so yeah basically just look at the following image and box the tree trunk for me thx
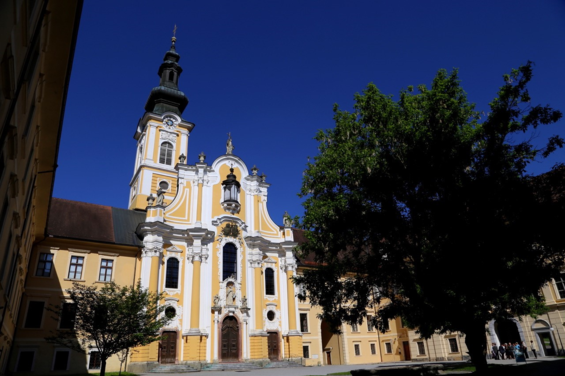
[100,358,107,376]
[464,321,488,374]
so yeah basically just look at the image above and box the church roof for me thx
[47,198,145,246]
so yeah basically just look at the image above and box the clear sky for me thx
[53,0,565,224]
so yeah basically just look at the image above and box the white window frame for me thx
[52,348,71,371]
[264,266,276,296]
[299,312,309,333]
[417,341,426,355]
[370,342,377,355]
[351,322,359,332]
[15,348,37,372]
[553,273,565,299]
[367,315,374,331]
[65,249,90,282]
[385,342,393,354]
[158,140,175,166]
[34,247,57,278]
[163,253,182,293]
[354,343,361,356]
[88,349,101,370]
[97,252,118,283]
[58,300,76,330]
[23,299,47,329]
[262,257,278,300]
[447,337,459,353]
[302,344,310,359]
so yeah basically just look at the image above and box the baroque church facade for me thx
[125,36,304,368]
[7,36,565,374]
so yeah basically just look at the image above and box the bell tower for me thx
[129,36,195,210]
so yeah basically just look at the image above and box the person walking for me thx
[491,343,499,360]
[499,343,506,360]
[522,341,529,359]
[530,340,538,359]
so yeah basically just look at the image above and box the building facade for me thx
[6,36,565,374]
[0,0,82,374]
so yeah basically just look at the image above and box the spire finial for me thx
[171,25,177,45]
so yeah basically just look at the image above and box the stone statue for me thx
[226,284,236,305]
[241,296,248,308]
[283,211,291,227]
[226,133,234,155]
[198,151,206,163]
[213,294,220,307]
[155,188,165,206]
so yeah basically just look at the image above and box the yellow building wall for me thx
[249,336,268,359]
[183,336,207,361]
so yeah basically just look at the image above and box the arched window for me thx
[159,142,173,165]
[223,243,237,280]
[165,258,179,289]
[265,267,275,295]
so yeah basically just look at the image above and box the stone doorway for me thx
[221,316,239,361]
[268,332,279,360]
[161,331,177,364]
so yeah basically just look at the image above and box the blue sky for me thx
[54,0,565,224]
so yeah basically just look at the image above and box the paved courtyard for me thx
[141,356,565,376]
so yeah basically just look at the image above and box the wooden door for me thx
[268,332,279,360]
[221,317,239,361]
[402,341,411,361]
[326,351,332,365]
[161,331,177,363]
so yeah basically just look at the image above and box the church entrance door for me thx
[161,331,177,364]
[221,317,239,361]
[268,332,279,360]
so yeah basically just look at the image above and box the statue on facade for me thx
[283,211,292,228]
[241,296,248,308]
[155,188,165,206]
[226,133,234,155]
[213,294,220,307]
[226,283,236,305]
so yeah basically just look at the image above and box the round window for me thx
[159,181,169,190]
[267,311,275,321]
[165,306,176,319]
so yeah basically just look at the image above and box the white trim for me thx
[33,248,57,279]
[353,343,361,356]
[97,255,116,283]
[263,261,278,300]
[163,254,182,294]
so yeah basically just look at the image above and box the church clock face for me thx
[163,117,175,129]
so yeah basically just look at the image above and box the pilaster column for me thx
[141,245,162,292]
[253,264,264,330]
[186,227,211,335]
[285,263,298,333]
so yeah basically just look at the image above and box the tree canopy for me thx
[47,281,170,376]
[295,62,563,373]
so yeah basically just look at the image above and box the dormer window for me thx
[221,167,241,214]
[159,142,173,165]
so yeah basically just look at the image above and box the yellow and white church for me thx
[11,37,564,374]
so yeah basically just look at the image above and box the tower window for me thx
[265,267,275,295]
[169,71,174,82]
[159,142,173,165]
[222,243,237,280]
[165,258,179,289]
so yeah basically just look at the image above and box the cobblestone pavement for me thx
[140,356,564,376]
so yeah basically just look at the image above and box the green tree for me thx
[295,62,563,373]
[47,281,170,376]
